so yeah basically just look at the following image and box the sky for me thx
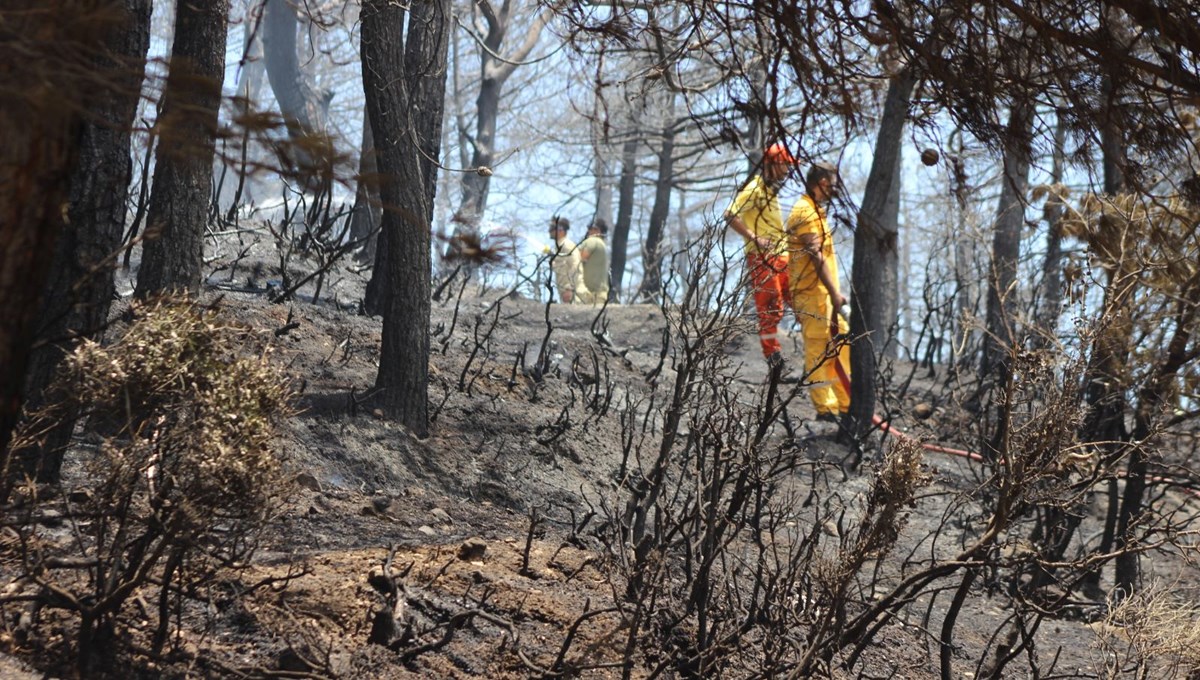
[130,0,1096,362]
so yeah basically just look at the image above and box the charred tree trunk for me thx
[980,103,1032,461]
[407,2,449,220]
[235,0,266,113]
[1042,88,1133,596]
[1028,125,1101,587]
[847,67,914,440]
[1035,118,1067,343]
[949,137,979,377]
[362,223,391,317]
[611,134,639,300]
[456,1,550,222]
[226,0,267,219]
[263,0,329,177]
[637,102,676,301]
[1101,78,1144,592]
[880,147,902,361]
[1080,77,1135,594]
[594,160,614,228]
[363,0,449,317]
[592,98,614,228]
[0,1,126,459]
[361,0,450,437]
[981,103,1033,388]
[1081,73,1131,446]
[14,0,152,485]
[459,75,500,219]
[350,111,382,263]
[1115,281,1200,594]
[135,0,230,298]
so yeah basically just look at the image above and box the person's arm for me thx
[579,239,592,262]
[725,211,772,250]
[795,231,847,309]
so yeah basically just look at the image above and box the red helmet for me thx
[764,142,795,164]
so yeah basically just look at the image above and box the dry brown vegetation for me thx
[1,229,1199,679]
[4,1,1200,678]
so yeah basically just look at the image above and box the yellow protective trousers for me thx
[794,292,850,415]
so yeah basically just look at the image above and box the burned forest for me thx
[3,0,1200,678]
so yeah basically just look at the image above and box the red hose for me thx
[830,355,982,462]
[825,319,1200,500]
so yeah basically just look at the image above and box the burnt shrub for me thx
[2,296,295,675]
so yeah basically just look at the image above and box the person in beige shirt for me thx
[548,216,587,303]
[577,218,610,304]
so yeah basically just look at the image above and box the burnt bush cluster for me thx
[1,297,294,676]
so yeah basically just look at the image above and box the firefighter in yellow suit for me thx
[786,162,850,420]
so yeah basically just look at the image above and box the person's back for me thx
[578,219,610,304]
[548,217,587,303]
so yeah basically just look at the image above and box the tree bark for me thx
[226,0,267,218]
[1025,118,1079,593]
[1093,72,1140,594]
[1081,72,1132,445]
[979,104,1033,463]
[349,110,382,263]
[459,75,501,219]
[456,1,550,221]
[0,1,123,459]
[135,0,230,298]
[15,0,152,485]
[611,134,639,299]
[592,99,614,228]
[847,68,914,439]
[1062,80,1133,595]
[981,103,1033,386]
[364,0,450,317]
[594,151,614,228]
[406,1,449,220]
[637,96,676,301]
[235,0,267,114]
[262,0,329,178]
[880,146,902,360]
[984,102,1032,388]
[362,216,391,317]
[949,138,979,376]
[1035,118,1067,343]
[361,0,450,437]
[1115,280,1200,594]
